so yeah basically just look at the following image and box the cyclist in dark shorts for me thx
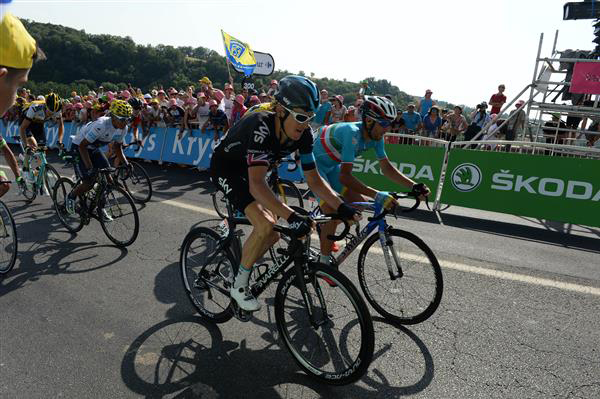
[210,75,360,311]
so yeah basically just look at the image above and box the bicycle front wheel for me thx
[211,191,228,219]
[358,228,443,325]
[275,263,374,385]
[122,161,152,203]
[180,227,235,323]
[98,185,139,247]
[44,164,61,197]
[0,201,18,275]
[275,179,304,209]
[53,177,84,233]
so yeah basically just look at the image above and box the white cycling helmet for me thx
[362,95,397,121]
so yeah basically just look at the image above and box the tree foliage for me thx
[22,19,440,109]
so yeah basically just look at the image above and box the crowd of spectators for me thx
[3,78,599,150]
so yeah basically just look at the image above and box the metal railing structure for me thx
[470,31,600,148]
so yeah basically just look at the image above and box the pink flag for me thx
[570,62,600,94]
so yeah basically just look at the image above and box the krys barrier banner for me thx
[442,149,600,227]
[160,127,221,168]
[351,144,446,196]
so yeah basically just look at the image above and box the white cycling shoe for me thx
[99,208,113,222]
[230,286,261,312]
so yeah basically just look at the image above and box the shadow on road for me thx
[120,315,434,398]
[405,208,600,254]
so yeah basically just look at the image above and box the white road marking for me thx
[160,197,600,297]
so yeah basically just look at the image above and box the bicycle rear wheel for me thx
[122,161,152,203]
[275,263,374,385]
[98,185,139,247]
[358,228,443,325]
[53,177,84,233]
[180,227,235,323]
[0,201,18,275]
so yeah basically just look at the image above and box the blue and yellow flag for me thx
[221,30,256,77]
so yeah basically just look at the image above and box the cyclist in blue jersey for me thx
[313,95,431,265]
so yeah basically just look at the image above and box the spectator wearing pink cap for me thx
[194,92,210,131]
[120,90,131,100]
[247,95,261,108]
[223,84,235,121]
[267,79,278,97]
[202,99,230,141]
[230,94,247,126]
[165,98,185,127]
[311,89,332,131]
[330,95,347,123]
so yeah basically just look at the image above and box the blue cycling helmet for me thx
[274,75,320,113]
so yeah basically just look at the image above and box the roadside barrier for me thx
[2,123,598,227]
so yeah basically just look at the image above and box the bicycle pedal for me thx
[231,302,252,322]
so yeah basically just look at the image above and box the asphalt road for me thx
[1,157,599,399]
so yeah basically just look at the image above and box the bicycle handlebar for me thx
[273,213,350,242]
[367,189,429,223]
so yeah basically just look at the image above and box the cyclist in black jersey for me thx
[210,75,361,311]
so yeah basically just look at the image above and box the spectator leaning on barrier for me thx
[417,89,435,119]
[465,102,491,141]
[402,103,422,133]
[229,94,247,126]
[330,95,347,123]
[442,106,468,142]
[195,93,210,129]
[202,99,229,141]
[223,83,235,120]
[165,99,185,127]
[489,84,506,115]
[422,106,442,138]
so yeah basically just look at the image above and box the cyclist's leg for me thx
[0,170,9,198]
[71,148,108,197]
[315,163,345,258]
[23,123,41,170]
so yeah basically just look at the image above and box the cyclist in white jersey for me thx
[65,100,132,214]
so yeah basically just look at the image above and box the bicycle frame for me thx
[19,142,49,190]
[313,201,388,267]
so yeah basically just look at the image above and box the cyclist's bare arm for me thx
[248,165,294,220]
[19,118,30,144]
[1,145,20,179]
[114,142,127,166]
[57,115,64,145]
[304,168,343,209]
[379,158,416,189]
[339,162,378,199]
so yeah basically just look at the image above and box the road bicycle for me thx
[13,136,60,203]
[275,191,444,325]
[211,158,303,219]
[179,202,375,385]
[52,153,140,247]
[0,191,18,276]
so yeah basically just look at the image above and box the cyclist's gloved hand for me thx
[412,183,431,198]
[375,191,396,210]
[86,167,97,177]
[287,212,313,238]
[337,203,361,221]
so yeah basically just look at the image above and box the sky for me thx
[1,0,594,106]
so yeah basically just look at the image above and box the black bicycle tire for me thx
[98,185,140,247]
[357,228,443,325]
[43,164,61,198]
[274,263,375,385]
[52,177,84,233]
[276,179,304,209]
[0,200,18,275]
[211,191,228,219]
[123,161,153,203]
[180,227,235,323]
[21,171,37,203]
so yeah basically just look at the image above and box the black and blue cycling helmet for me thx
[274,75,320,113]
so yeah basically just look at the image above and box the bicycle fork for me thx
[379,230,404,280]
[293,248,330,330]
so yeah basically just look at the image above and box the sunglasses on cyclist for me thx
[367,116,392,128]
[281,105,315,124]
